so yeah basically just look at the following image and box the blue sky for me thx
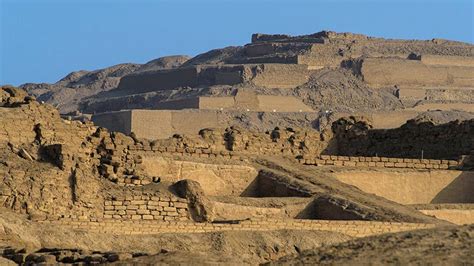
[1,0,473,86]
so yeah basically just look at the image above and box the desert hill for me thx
[21,55,190,114]
[19,31,474,132]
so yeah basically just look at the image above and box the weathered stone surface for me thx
[173,179,215,222]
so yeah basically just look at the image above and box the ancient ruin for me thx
[2,31,474,264]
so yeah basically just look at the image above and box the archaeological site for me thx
[1,31,473,264]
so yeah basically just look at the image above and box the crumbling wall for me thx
[332,117,474,159]
[0,87,106,220]
[250,64,310,89]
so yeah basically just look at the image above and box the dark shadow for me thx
[240,170,312,197]
[431,171,474,203]
[38,144,64,169]
[68,169,78,203]
[240,177,260,197]
[295,196,366,220]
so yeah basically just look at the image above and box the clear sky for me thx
[1,0,473,86]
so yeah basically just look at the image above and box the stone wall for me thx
[40,219,435,238]
[332,117,474,159]
[0,87,112,220]
[302,155,460,170]
[103,195,189,221]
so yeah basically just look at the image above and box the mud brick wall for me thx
[360,57,474,88]
[42,219,435,238]
[301,155,461,170]
[103,195,189,221]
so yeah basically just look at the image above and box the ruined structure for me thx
[2,31,474,264]
[77,31,474,139]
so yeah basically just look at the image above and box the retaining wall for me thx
[360,57,474,88]
[302,155,461,170]
[93,110,221,140]
[420,55,474,67]
[332,170,474,204]
[117,67,199,93]
[39,219,435,238]
[419,209,474,225]
[103,195,189,221]
[91,111,132,135]
[140,157,259,196]
[250,64,310,89]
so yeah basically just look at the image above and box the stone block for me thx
[142,215,153,220]
[136,209,150,215]
[130,200,146,205]
[174,202,188,208]
[163,206,177,212]
[131,215,141,220]
[158,201,169,207]
[342,161,356,167]
[394,162,407,168]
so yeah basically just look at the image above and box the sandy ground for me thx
[0,209,349,265]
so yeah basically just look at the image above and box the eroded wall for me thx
[117,67,199,93]
[361,57,474,88]
[250,64,309,89]
[140,157,258,196]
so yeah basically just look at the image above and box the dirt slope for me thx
[270,224,474,265]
